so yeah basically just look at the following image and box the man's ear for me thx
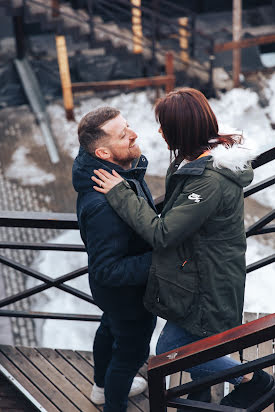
[94,146,111,160]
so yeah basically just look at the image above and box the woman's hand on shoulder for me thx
[91,169,124,194]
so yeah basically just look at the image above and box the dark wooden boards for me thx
[0,345,150,411]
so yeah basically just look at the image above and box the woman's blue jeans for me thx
[156,321,243,386]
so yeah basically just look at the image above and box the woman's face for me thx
[158,126,170,150]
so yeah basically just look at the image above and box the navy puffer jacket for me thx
[72,147,155,319]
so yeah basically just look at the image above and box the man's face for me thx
[100,114,141,168]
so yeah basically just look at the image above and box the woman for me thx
[91,88,273,408]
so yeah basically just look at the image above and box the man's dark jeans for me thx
[93,311,156,412]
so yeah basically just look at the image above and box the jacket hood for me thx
[72,146,148,193]
[175,144,254,188]
[207,144,255,187]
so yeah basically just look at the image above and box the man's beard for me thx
[112,146,141,168]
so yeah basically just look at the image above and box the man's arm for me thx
[83,201,152,287]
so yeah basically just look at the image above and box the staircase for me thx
[0,0,213,91]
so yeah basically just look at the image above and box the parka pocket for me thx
[144,263,197,322]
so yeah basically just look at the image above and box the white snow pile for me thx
[5,146,55,185]
[209,87,275,209]
[244,238,275,314]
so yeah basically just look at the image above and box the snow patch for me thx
[6,146,55,185]
[244,238,275,313]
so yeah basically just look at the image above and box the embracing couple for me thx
[72,88,273,412]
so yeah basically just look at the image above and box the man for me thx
[72,107,156,412]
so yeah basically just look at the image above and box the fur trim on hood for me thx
[210,144,256,173]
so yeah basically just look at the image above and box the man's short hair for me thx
[78,107,120,153]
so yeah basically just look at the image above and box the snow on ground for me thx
[28,80,275,350]
[209,87,275,209]
[244,238,275,314]
[6,146,55,185]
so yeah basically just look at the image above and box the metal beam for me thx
[14,58,60,164]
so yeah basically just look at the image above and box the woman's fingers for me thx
[93,169,109,182]
[91,168,124,194]
[91,176,103,186]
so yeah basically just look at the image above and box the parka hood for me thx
[207,144,255,187]
[175,144,254,188]
[72,146,148,193]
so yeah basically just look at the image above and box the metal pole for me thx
[51,0,60,18]
[151,0,158,75]
[12,16,26,59]
[165,52,174,93]
[232,0,242,87]
[87,0,94,44]
[208,39,216,97]
[190,14,196,58]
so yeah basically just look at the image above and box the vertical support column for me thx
[208,40,216,97]
[131,0,143,54]
[165,52,175,94]
[13,16,26,60]
[55,35,75,121]
[87,0,95,45]
[178,17,189,64]
[151,0,158,75]
[232,0,242,87]
[190,14,196,58]
[148,370,167,412]
[51,0,60,18]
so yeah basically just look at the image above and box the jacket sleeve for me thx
[84,201,152,287]
[106,175,222,250]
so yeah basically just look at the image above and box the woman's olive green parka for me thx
[105,145,254,337]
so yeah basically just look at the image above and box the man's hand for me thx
[92,169,124,194]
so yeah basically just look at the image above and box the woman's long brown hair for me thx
[155,88,242,161]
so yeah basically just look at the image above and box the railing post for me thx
[190,14,196,58]
[51,0,60,18]
[151,0,158,75]
[148,369,166,412]
[12,16,26,59]
[165,52,174,94]
[208,39,216,96]
[87,0,95,44]
[55,35,75,121]
[131,0,143,54]
[178,16,189,64]
[232,0,242,87]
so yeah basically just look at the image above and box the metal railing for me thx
[148,313,275,411]
[9,0,215,87]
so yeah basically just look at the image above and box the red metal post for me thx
[165,52,175,93]
[232,0,242,87]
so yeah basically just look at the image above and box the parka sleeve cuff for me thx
[105,180,131,207]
